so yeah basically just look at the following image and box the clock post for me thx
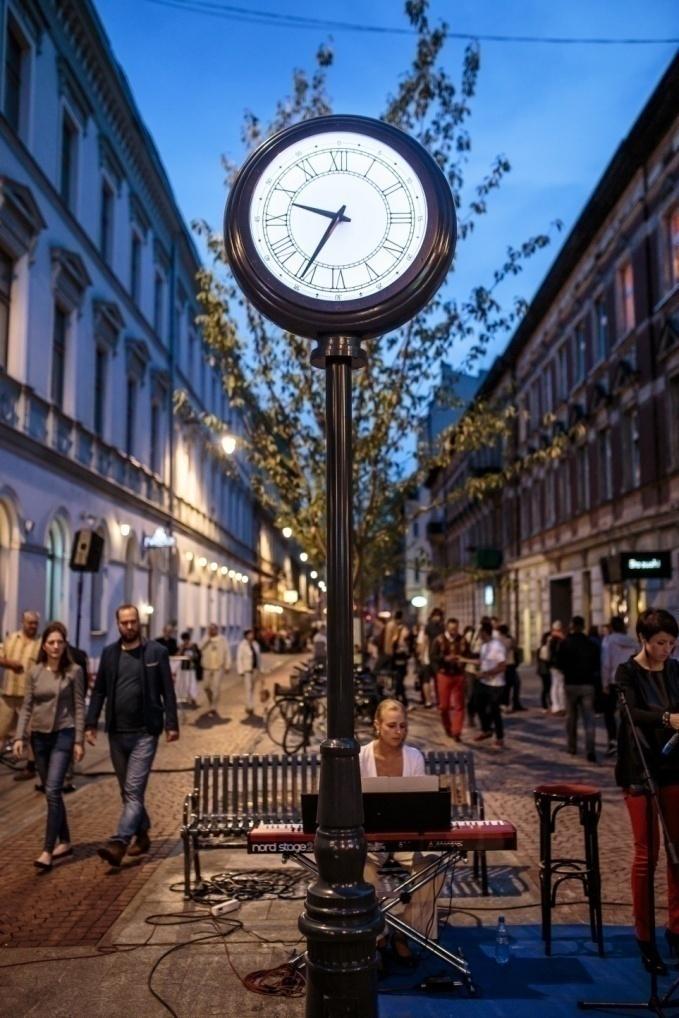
[223,113,456,1018]
[298,333,383,1017]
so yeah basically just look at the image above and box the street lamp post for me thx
[298,335,382,1015]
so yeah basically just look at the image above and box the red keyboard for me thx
[247,819,517,854]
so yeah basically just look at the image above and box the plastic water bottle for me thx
[494,914,510,965]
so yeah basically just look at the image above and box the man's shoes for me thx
[586,751,598,764]
[451,734,463,743]
[127,832,151,857]
[605,741,617,757]
[63,783,76,794]
[473,732,493,742]
[97,840,127,867]
[513,705,527,712]
[14,766,36,782]
[492,739,505,750]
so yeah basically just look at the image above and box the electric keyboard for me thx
[247,819,517,854]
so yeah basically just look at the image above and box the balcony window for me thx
[60,111,78,210]
[0,250,12,369]
[99,180,114,263]
[621,410,640,491]
[130,231,142,303]
[153,271,164,336]
[51,305,67,409]
[668,376,679,471]
[574,322,586,383]
[150,399,160,474]
[4,20,25,134]
[618,261,635,336]
[594,298,608,362]
[558,343,569,400]
[576,445,590,512]
[93,348,107,438]
[598,430,612,502]
[125,378,137,456]
[668,208,679,291]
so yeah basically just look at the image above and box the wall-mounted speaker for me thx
[70,529,104,572]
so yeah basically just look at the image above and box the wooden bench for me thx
[181,749,489,898]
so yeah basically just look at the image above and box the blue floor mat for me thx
[378,924,679,1017]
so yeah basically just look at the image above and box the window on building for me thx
[90,531,105,633]
[668,376,679,470]
[558,461,571,520]
[59,111,78,209]
[558,343,569,400]
[668,208,679,291]
[574,322,586,383]
[93,347,107,437]
[99,180,114,262]
[618,261,635,335]
[45,519,66,622]
[51,305,67,409]
[542,363,553,415]
[188,329,196,385]
[130,231,142,303]
[413,519,419,539]
[153,271,164,336]
[4,19,25,134]
[0,250,12,369]
[622,410,640,491]
[545,469,556,527]
[598,430,613,502]
[594,297,608,362]
[531,482,541,535]
[576,445,590,513]
[125,378,137,456]
[150,399,160,474]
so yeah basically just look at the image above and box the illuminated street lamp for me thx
[411,594,427,609]
[282,526,292,539]
[221,434,236,455]
[310,570,318,579]
[300,551,308,562]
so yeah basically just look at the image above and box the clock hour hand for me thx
[292,202,351,223]
[300,204,347,280]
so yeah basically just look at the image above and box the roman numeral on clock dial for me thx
[270,234,297,263]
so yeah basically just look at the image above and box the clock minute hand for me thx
[300,204,347,280]
[293,202,351,223]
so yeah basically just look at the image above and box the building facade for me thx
[0,0,255,654]
[429,54,679,653]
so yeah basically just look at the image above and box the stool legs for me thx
[535,792,604,958]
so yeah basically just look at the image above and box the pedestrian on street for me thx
[312,624,327,666]
[601,616,638,757]
[176,630,200,708]
[498,624,524,711]
[0,609,41,782]
[13,621,85,871]
[537,631,552,713]
[200,623,231,716]
[421,608,444,708]
[237,628,262,718]
[548,620,566,716]
[614,607,679,976]
[391,615,411,708]
[431,618,468,742]
[474,622,507,749]
[156,623,178,657]
[555,615,600,763]
[85,603,179,867]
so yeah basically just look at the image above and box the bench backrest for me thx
[192,749,478,823]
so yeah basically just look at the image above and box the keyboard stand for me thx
[282,846,476,994]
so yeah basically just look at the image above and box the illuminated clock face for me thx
[248,131,428,303]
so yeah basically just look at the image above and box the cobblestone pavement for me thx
[0,660,664,1016]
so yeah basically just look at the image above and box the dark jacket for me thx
[85,638,179,736]
[615,657,679,789]
[555,631,600,686]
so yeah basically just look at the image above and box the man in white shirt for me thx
[473,622,507,749]
[237,628,262,718]
[200,623,232,716]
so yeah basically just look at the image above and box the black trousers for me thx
[478,684,504,739]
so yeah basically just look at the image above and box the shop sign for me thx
[143,526,177,550]
[620,551,672,580]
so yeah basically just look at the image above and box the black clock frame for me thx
[223,114,456,338]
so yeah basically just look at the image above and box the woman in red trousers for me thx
[616,607,679,975]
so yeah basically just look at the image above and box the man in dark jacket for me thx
[556,615,600,762]
[85,603,179,866]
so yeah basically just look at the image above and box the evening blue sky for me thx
[93,0,678,369]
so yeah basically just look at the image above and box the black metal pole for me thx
[75,572,84,648]
[299,336,383,1018]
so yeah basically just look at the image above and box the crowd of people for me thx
[363,606,679,765]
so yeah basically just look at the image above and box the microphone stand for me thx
[579,688,679,1015]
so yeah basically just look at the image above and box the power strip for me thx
[210,899,241,917]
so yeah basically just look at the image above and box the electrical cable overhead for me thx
[141,0,679,45]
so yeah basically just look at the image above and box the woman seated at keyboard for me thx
[359,698,441,965]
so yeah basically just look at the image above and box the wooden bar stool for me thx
[534,783,604,957]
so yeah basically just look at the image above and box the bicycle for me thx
[266,683,327,753]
